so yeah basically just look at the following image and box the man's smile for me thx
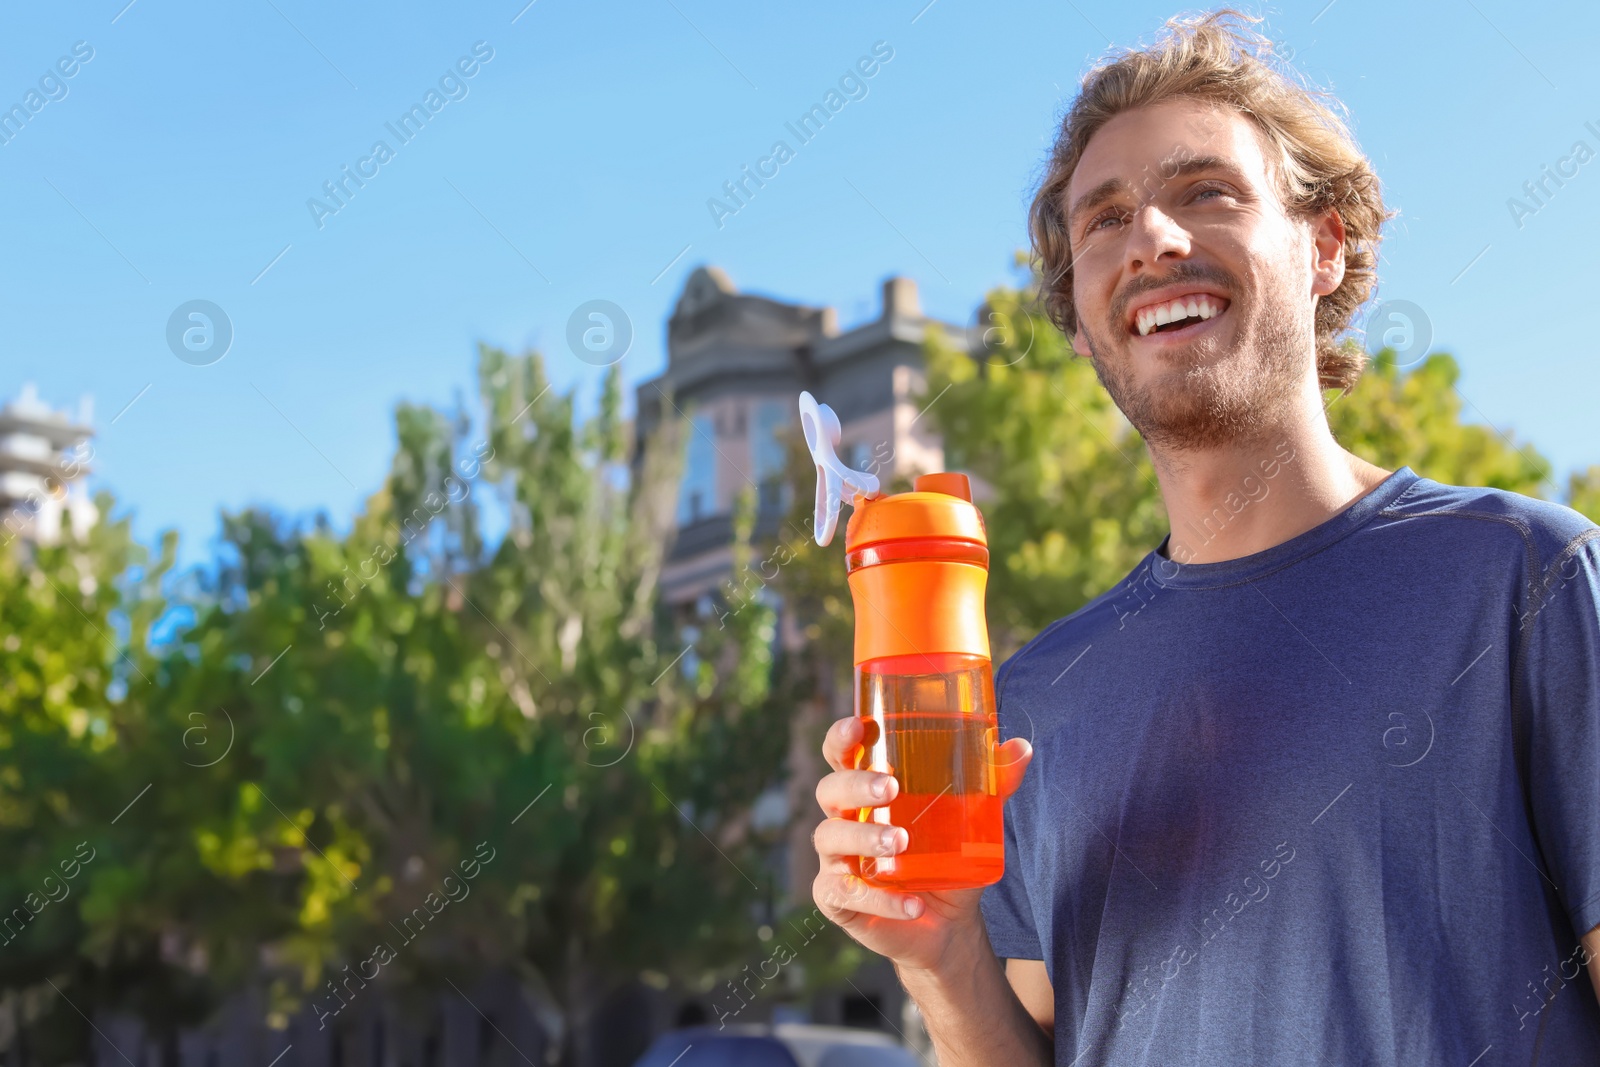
[1127,290,1232,339]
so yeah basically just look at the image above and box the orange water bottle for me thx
[799,392,1003,891]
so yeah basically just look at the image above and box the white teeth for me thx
[1134,294,1225,336]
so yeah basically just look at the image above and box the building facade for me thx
[634,265,964,609]
[0,384,96,547]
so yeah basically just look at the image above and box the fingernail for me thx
[878,829,897,855]
[903,897,923,919]
[871,776,889,799]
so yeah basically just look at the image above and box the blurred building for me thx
[0,383,96,546]
[634,265,961,608]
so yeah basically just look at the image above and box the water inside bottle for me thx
[853,654,1003,891]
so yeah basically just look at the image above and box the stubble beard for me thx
[1077,288,1311,453]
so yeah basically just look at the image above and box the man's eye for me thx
[1087,211,1122,234]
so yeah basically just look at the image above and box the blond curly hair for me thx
[1030,9,1392,392]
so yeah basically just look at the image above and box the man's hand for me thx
[811,715,1033,973]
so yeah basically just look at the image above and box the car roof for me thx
[774,1024,903,1067]
[774,1024,897,1044]
[655,1024,903,1067]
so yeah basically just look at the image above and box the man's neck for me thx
[1153,387,1394,566]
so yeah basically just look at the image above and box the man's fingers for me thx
[995,737,1033,800]
[816,768,899,818]
[813,869,926,922]
[821,715,863,773]
[813,817,907,865]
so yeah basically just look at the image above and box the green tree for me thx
[0,495,192,1061]
[1568,467,1600,524]
[1323,350,1550,494]
[0,348,791,1064]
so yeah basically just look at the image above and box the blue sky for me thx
[4,0,1596,562]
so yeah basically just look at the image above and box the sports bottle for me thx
[799,392,1003,891]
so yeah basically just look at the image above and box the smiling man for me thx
[809,9,1600,1065]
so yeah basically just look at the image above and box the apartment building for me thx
[634,265,963,608]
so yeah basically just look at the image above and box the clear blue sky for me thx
[4,0,1596,562]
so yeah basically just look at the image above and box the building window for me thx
[677,413,716,525]
[752,401,790,513]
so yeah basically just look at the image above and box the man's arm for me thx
[1006,958,1056,1034]
[891,923,1053,1066]
[1585,923,1600,1007]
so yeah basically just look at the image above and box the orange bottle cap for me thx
[913,472,972,501]
[843,471,990,664]
[844,480,987,553]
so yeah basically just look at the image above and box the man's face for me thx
[1064,97,1341,451]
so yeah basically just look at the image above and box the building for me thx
[634,265,967,609]
[0,383,96,546]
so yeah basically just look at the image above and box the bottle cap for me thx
[798,391,880,546]
[844,477,991,663]
[914,472,972,501]
[844,483,987,553]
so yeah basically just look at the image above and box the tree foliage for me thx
[0,348,788,1060]
[1567,467,1600,525]
[1322,350,1551,494]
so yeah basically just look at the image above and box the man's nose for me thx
[1124,203,1191,273]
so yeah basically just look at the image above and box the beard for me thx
[1076,267,1309,452]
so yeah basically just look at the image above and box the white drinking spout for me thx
[797,390,880,546]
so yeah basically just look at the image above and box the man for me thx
[811,9,1600,1064]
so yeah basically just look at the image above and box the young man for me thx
[811,10,1600,1064]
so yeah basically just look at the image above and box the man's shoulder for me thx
[1382,474,1598,571]
[994,558,1150,697]
[992,476,1600,696]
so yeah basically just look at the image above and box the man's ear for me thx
[1071,320,1093,359]
[1068,298,1093,358]
[1311,208,1346,299]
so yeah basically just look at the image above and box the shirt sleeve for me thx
[981,808,1044,960]
[1519,529,1600,939]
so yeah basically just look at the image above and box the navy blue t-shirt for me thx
[980,467,1600,1065]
